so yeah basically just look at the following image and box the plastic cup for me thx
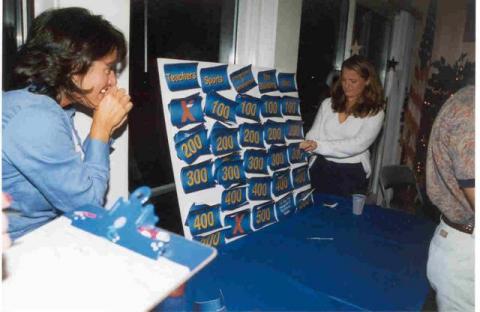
[193,289,226,312]
[352,194,366,215]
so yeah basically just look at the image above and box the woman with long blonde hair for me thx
[300,55,385,197]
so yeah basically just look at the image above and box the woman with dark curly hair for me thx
[3,7,133,239]
[300,55,385,197]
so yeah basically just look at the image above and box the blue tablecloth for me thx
[170,193,436,311]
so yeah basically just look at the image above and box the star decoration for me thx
[387,58,399,71]
[350,40,363,55]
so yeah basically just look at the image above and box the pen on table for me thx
[323,202,338,208]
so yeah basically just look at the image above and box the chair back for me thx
[380,165,424,211]
[380,165,416,189]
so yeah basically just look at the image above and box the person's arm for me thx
[452,108,475,211]
[90,87,133,143]
[2,193,12,250]
[312,110,384,158]
[305,98,329,141]
[300,99,329,152]
[3,104,109,212]
[463,187,475,210]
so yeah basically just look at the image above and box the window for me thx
[296,0,392,195]
[352,4,391,84]
[296,0,348,131]
[128,0,237,234]
[129,0,237,191]
[3,0,34,91]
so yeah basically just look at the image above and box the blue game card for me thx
[247,176,272,201]
[168,93,205,129]
[285,120,304,140]
[264,120,286,145]
[238,123,265,149]
[281,96,301,116]
[287,143,309,164]
[230,65,257,93]
[258,69,278,93]
[204,91,238,124]
[213,154,246,188]
[277,72,297,93]
[243,149,268,174]
[209,122,241,156]
[292,165,310,188]
[268,145,289,171]
[200,64,231,93]
[164,62,200,91]
[252,201,277,230]
[272,168,293,197]
[174,124,211,164]
[180,160,216,193]
[221,185,248,211]
[261,95,283,118]
[224,210,252,239]
[235,94,262,122]
[186,203,223,236]
[275,192,296,220]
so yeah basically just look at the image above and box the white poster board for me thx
[2,216,216,311]
[157,58,314,246]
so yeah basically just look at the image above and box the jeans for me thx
[427,218,475,311]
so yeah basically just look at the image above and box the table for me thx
[173,193,437,311]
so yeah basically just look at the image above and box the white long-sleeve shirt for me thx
[305,98,384,178]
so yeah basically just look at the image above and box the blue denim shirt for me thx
[2,88,110,239]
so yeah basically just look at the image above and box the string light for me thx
[405,49,472,184]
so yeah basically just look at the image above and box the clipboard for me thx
[2,187,217,311]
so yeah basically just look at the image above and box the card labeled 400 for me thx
[186,203,223,236]
[247,176,272,201]
[292,165,310,188]
[287,143,308,164]
[272,168,293,197]
[221,186,247,211]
